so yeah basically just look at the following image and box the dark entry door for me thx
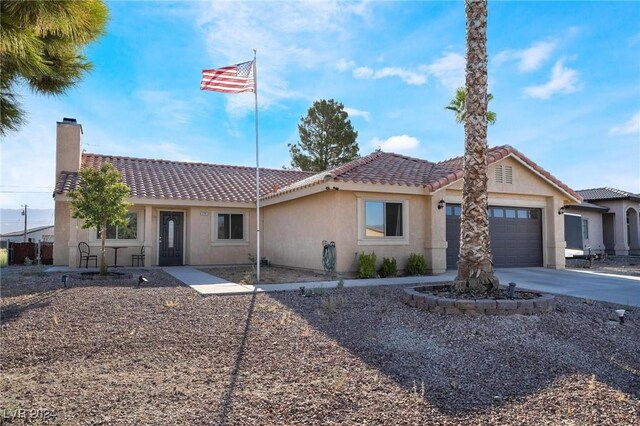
[159,211,184,266]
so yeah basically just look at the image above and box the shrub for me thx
[406,253,427,276]
[358,252,377,278]
[0,249,7,268]
[379,257,397,278]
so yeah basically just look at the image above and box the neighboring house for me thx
[565,188,640,256]
[0,225,55,246]
[53,118,581,273]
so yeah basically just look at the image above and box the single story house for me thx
[565,188,640,256]
[53,118,582,273]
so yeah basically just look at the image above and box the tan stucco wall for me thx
[591,200,640,255]
[187,206,257,265]
[263,190,431,274]
[579,210,605,253]
[53,201,71,266]
[263,190,338,271]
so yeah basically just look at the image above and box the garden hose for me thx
[322,240,336,273]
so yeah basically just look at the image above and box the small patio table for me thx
[106,246,128,267]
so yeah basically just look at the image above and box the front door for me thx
[159,211,184,266]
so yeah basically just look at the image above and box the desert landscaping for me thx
[1,265,638,425]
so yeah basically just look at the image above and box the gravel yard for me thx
[199,265,353,285]
[1,266,638,425]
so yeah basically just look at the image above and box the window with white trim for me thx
[362,199,406,238]
[96,212,138,240]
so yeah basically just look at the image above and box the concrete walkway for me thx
[163,266,640,307]
[162,266,456,296]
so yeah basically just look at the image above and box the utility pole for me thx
[21,204,28,242]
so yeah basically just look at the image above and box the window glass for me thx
[385,203,403,237]
[230,214,244,239]
[445,205,461,216]
[365,201,384,237]
[218,213,244,240]
[96,212,138,240]
[365,201,404,237]
[168,220,175,248]
[517,209,529,219]
[582,219,589,239]
[505,209,517,218]
[217,215,228,239]
[492,208,504,218]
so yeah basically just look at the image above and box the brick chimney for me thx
[55,117,83,180]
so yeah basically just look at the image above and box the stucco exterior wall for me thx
[53,201,71,265]
[591,199,640,255]
[263,190,429,274]
[579,210,605,254]
[187,206,257,265]
[263,190,338,271]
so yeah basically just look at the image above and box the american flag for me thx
[201,60,255,93]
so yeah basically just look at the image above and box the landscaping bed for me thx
[1,267,639,425]
[199,265,354,284]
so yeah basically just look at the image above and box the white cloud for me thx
[420,52,465,91]
[609,112,640,136]
[494,40,557,72]
[371,135,420,152]
[353,66,426,85]
[344,107,371,121]
[524,60,581,99]
[335,58,355,72]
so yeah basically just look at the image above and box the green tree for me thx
[69,163,132,275]
[0,0,108,136]
[288,99,359,172]
[454,0,499,294]
[445,87,497,125]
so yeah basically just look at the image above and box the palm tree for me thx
[445,87,497,125]
[0,0,108,136]
[454,0,499,294]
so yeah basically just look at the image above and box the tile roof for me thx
[577,187,640,202]
[265,144,582,202]
[55,154,315,203]
[55,145,582,204]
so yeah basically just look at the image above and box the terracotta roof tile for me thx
[55,154,314,203]
[56,146,582,204]
[267,144,581,202]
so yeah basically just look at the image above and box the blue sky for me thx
[1,0,639,210]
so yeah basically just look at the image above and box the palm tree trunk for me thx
[454,0,499,293]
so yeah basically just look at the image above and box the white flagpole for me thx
[253,49,260,283]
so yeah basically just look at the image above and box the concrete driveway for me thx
[494,268,640,308]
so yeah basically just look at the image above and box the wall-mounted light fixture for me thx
[558,206,565,215]
[437,199,446,210]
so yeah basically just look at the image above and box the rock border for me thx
[403,284,555,316]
